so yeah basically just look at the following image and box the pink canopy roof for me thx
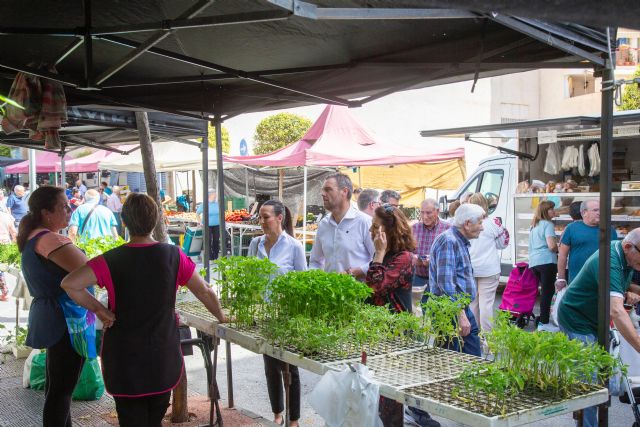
[5,151,70,174]
[224,105,464,167]
[5,145,137,174]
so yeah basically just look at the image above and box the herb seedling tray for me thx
[403,379,608,427]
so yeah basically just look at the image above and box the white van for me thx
[428,111,640,282]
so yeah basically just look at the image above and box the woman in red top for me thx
[366,204,415,313]
[366,203,417,427]
[62,193,227,427]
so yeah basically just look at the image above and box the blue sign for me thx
[239,138,249,156]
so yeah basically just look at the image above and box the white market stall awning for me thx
[99,140,234,172]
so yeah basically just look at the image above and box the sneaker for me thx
[405,407,441,427]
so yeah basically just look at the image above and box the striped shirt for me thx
[411,219,451,277]
[429,227,477,301]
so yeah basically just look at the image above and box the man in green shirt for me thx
[557,229,640,427]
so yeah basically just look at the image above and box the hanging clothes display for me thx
[560,145,579,171]
[578,144,586,176]
[588,143,600,177]
[543,143,561,175]
[1,69,67,149]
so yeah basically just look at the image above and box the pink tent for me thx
[5,145,137,174]
[56,145,137,172]
[224,105,464,167]
[5,151,71,174]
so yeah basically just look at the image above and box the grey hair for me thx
[580,199,598,213]
[325,173,353,199]
[623,228,640,247]
[421,198,438,209]
[453,203,486,227]
[380,189,401,203]
[84,189,100,203]
[14,185,24,193]
[357,189,379,211]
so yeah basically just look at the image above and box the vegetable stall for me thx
[176,257,616,426]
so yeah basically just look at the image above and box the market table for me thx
[176,299,608,427]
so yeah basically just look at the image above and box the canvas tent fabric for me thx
[224,105,465,167]
[342,159,467,208]
[57,145,138,173]
[99,141,227,172]
[0,1,616,121]
[5,151,69,174]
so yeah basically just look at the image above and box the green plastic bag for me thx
[29,352,105,401]
[72,359,105,401]
[29,352,47,391]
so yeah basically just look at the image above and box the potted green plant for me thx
[1,325,31,359]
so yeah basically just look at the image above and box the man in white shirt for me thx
[356,189,380,217]
[106,186,124,236]
[309,173,375,280]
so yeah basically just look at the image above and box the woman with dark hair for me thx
[18,186,88,427]
[528,200,558,331]
[62,193,227,427]
[366,204,416,313]
[248,199,306,426]
[366,204,418,427]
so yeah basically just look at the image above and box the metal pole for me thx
[597,45,615,427]
[244,167,249,207]
[302,166,308,249]
[214,116,226,259]
[201,133,210,282]
[28,149,37,191]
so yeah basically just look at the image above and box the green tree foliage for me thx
[206,123,231,153]
[253,113,312,155]
[0,146,10,157]
[621,65,640,111]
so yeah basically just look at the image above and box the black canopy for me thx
[0,0,619,120]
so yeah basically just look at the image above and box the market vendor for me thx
[557,228,640,427]
[309,173,375,281]
[248,199,306,427]
[196,189,221,260]
[62,193,227,427]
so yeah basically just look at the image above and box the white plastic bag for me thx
[548,287,567,331]
[543,143,561,175]
[22,348,40,388]
[308,363,383,427]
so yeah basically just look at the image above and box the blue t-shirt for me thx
[69,202,118,241]
[6,193,27,221]
[528,220,557,267]
[560,221,617,283]
[196,201,220,227]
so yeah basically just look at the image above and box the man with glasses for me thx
[558,228,640,427]
[380,189,401,208]
[356,188,380,217]
[556,199,617,288]
[309,173,375,280]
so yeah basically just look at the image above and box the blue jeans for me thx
[560,326,597,427]
[443,307,481,357]
[412,275,430,305]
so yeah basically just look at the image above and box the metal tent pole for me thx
[28,149,37,190]
[202,133,210,282]
[597,48,615,427]
[302,166,308,249]
[245,167,249,207]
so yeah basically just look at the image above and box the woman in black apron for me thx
[62,193,227,427]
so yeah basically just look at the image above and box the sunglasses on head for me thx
[382,203,396,213]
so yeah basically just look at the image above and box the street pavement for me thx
[0,272,636,427]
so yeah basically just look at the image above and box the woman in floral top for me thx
[366,204,417,427]
[366,204,415,313]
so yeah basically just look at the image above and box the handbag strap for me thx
[79,204,99,236]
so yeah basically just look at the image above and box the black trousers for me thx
[532,263,558,324]
[263,355,301,421]
[113,392,171,427]
[208,225,220,260]
[44,330,84,427]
